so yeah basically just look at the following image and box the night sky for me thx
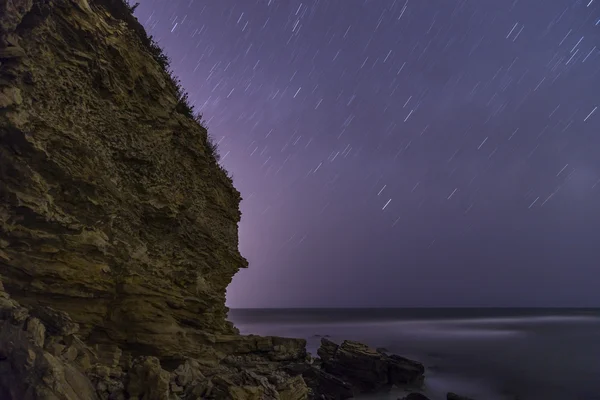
[134,0,600,308]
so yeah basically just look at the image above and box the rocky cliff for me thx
[0,1,426,399]
[1,0,247,361]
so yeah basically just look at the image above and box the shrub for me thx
[121,0,197,121]
[120,0,226,167]
[126,2,140,13]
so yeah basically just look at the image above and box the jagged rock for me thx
[170,382,184,393]
[317,338,424,393]
[302,365,354,400]
[0,45,26,58]
[25,316,46,347]
[209,334,308,362]
[127,356,171,400]
[447,393,475,400]
[209,370,283,400]
[0,86,23,108]
[0,0,33,34]
[173,359,206,387]
[93,343,123,368]
[388,354,427,385]
[276,374,309,400]
[89,366,126,400]
[0,286,99,400]
[31,306,80,336]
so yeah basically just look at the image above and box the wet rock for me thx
[388,354,427,385]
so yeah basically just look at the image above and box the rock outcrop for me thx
[0,281,313,399]
[0,0,246,361]
[317,338,425,393]
[0,0,428,399]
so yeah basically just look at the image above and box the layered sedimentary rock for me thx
[0,281,311,400]
[317,339,424,393]
[0,1,427,399]
[0,0,247,361]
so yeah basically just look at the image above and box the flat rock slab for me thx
[317,338,425,395]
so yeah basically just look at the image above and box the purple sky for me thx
[134,0,600,308]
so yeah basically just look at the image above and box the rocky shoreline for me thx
[2,280,476,399]
[1,0,474,399]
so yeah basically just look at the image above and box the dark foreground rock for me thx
[316,338,425,394]
[0,281,313,399]
[447,393,475,400]
[296,364,354,400]
[401,393,431,400]
[2,278,433,400]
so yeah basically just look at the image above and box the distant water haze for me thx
[228,308,600,400]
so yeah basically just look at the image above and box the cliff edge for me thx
[0,1,425,399]
[1,0,247,360]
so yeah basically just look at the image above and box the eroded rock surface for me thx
[0,282,311,399]
[0,0,246,360]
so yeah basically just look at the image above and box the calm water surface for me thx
[228,308,600,400]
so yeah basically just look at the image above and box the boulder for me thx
[317,338,424,393]
[302,365,354,400]
[388,354,427,385]
[172,359,206,387]
[126,357,170,400]
[276,374,310,400]
[209,370,279,400]
[0,286,99,400]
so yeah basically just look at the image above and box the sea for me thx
[228,308,600,400]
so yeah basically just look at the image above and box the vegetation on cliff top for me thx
[120,0,222,165]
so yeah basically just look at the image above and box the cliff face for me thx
[0,0,247,361]
[0,2,429,399]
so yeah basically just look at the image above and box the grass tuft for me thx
[119,0,227,171]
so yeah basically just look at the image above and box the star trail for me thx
[134,0,600,307]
